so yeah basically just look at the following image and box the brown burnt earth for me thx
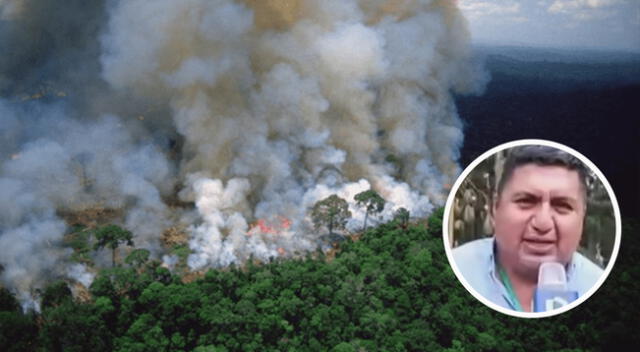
[161,226,189,249]
[57,206,123,229]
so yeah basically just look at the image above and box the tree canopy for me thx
[93,224,134,267]
[125,249,151,268]
[1,211,638,351]
[311,194,352,235]
[394,207,410,229]
[354,189,385,231]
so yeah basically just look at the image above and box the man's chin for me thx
[518,253,559,272]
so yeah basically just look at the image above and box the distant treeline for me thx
[1,209,638,351]
[457,47,640,218]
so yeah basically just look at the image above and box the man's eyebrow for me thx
[508,193,580,205]
[509,192,538,199]
[550,195,579,204]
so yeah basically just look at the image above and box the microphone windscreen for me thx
[534,262,579,312]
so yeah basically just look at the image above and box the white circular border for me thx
[442,139,622,318]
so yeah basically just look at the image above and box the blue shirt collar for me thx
[486,236,579,311]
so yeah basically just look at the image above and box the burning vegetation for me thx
[0,0,485,309]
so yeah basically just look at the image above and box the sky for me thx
[458,0,640,52]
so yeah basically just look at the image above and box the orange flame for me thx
[247,216,292,236]
[278,216,291,229]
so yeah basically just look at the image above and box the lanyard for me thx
[498,265,524,312]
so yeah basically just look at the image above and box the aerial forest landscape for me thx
[0,0,639,351]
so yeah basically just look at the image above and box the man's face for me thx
[493,164,586,277]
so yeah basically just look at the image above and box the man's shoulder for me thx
[569,251,605,294]
[572,252,605,275]
[452,237,493,274]
[451,238,497,300]
[452,237,494,258]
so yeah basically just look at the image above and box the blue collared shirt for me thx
[452,237,604,311]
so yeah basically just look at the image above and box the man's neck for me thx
[503,265,537,312]
[495,248,538,312]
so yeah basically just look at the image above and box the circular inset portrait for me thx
[443,139,621,318]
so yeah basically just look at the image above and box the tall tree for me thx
[125,248,150,269]
[311,195,351,235]
[93,225,134,267]
[394,207,410,229]
[354,190,385,231]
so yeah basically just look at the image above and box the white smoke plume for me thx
[99,0,481,270]
[0,0,484,304]
[0,102,174,309]
[67,263,95,288]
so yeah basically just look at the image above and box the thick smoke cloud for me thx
[0,100,174,309]
[0,0,484,307]
[0,0,107,103]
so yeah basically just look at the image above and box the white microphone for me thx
[533,262,579,312]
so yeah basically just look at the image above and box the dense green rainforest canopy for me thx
[1,209,637,351]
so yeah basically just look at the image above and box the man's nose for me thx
[531,203,554,233]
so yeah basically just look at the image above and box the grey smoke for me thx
[0,0,486,306]
[0,101,175,308]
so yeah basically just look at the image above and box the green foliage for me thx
[93,224,134,267]
[0,311,38,352]
[1,211,638,351]
[41,281,73,310]
[170,244,192,272]
[94,224,133,251]
[354,189,385,213]
[312,194,352,235]
[172,244,190,260]
[0,287,20,312]
[114,313,170,352]
[40,302,112,352]
[154,267,174,285]
[126,248,151,268]
[90,272,117,299]
[394,207,410,228]
[354,189,385,230]
[65,227,94,265]
[427,207,444,237]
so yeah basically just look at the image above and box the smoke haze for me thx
[0,0,484,308]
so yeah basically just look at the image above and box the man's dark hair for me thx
[496,145,589,201]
